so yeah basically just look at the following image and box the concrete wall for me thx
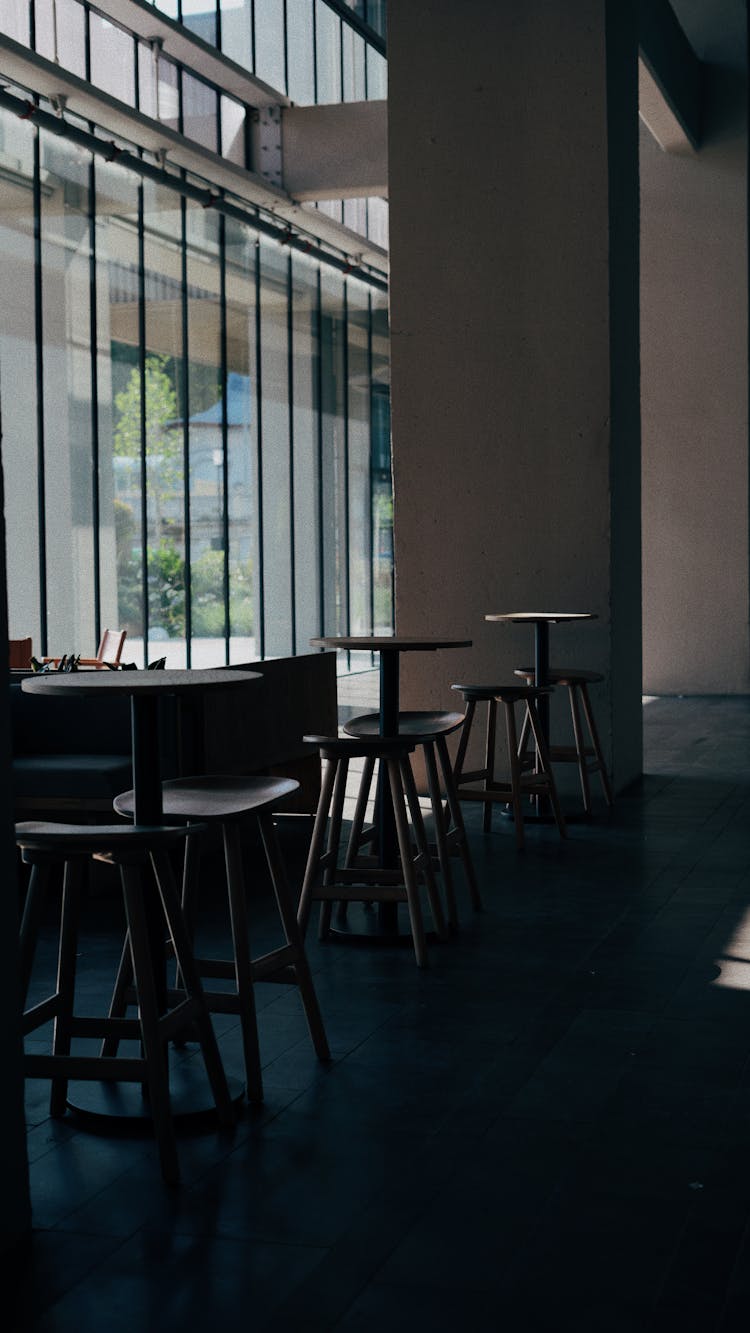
[388,0,642,790]
[641,5,749,693]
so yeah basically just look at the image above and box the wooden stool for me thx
[297,735,446,968]
[451,685,567,849]
[110,776,330,1105]
[342,711,482,930]
[16,820,233,1186]
[514,667,614,813]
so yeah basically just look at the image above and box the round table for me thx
[310,636,471,937]
[21,667,261,1122]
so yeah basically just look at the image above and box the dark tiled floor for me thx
[10,695,750,1331]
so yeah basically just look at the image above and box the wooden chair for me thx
[451,684,567,849]
[109,775,330,1104]
[9,637,32,669]
[43,627,127,670]
[17,819,233,1185]
[514,667,613,813]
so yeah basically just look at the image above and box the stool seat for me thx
[303,733,416,756]
[452,684,551,703]
[343,710,465,740]
[16,820,199,860]
[114,775,298,823]
[514,667,604,686]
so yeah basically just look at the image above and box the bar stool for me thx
[16,820,233,1186]
[110,776,330,1104]
[342,711,482,930]
[450,684,566,849]
[297,735,446,968]
[514,667,614,813]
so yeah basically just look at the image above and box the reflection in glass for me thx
[254,0,287,92]
[316,0,342,105]
[0,0,30,43]
[343,27,366,103]
[291,254,321,649]
[370,290,392,632]
[89,13,136,106]
[320,270,347,634]
[286,0,315,105]
[183,72,219,153]
[182,0,217,46]
[224,218,257,661]
[40,131,96,655]
[347,284,371,635]
[219,0,253,74]
[259,239,293,655]
[1,112,40,646]
[221,96,246,166]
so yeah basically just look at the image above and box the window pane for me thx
[320,270,347,633]
[182,72,219,153]
[94,158,141,648]
[286,0,315,105]
[219,0,252,73]
[0,0,30,44]
[34,0,85,73]
[366,45,387,101]
[89,14,136,106]
[138,42,158,120]
[185,205,226,663]
[0,110,40,646]
[259,239,293,655]
[370,289,392,631]
[224,217,258,662]
[142,180,186,663]
[342,27,366,103]
[181,0,217,46]
[157,56,180,133]
[316,0,342,104]
[221,96,246,165]
[39,131,96,656]
[254,0,286,94]
[347,284,371,635]
[291,253,321,649]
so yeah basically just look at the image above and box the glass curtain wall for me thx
[0,100,391,665]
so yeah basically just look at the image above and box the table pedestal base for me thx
[327,902,439,946]
[66,1059,245,1128]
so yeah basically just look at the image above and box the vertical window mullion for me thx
[367,290,375,648]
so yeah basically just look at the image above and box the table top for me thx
[485,613,595,625]
[21,667,262,698]
[310,636,472,652]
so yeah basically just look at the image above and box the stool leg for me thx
[322,756,348,938]
[298,756,338,936]
[503,701,526,851]
[452,699,476,788]
[526,702,567,839]
[120,864,180,1186]
[19,862,52,1006]
[580,683,614,806]
[222,823,264,1104]
[175,825,202,991]
[401,753,447,942]
[50,858,84,1118]
[100,934,133,1057]
[517,703,534,771]
[483,698,497,833]
[436,734,482,912]
[258,811,330,1061]
[389,758,429,968]
[151,850,234,1130]
[423,740,456,932]
[344,754,376,866]
[567,684,592,815]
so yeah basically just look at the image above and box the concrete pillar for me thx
[387,0,642,790]
[641,9,749,694]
